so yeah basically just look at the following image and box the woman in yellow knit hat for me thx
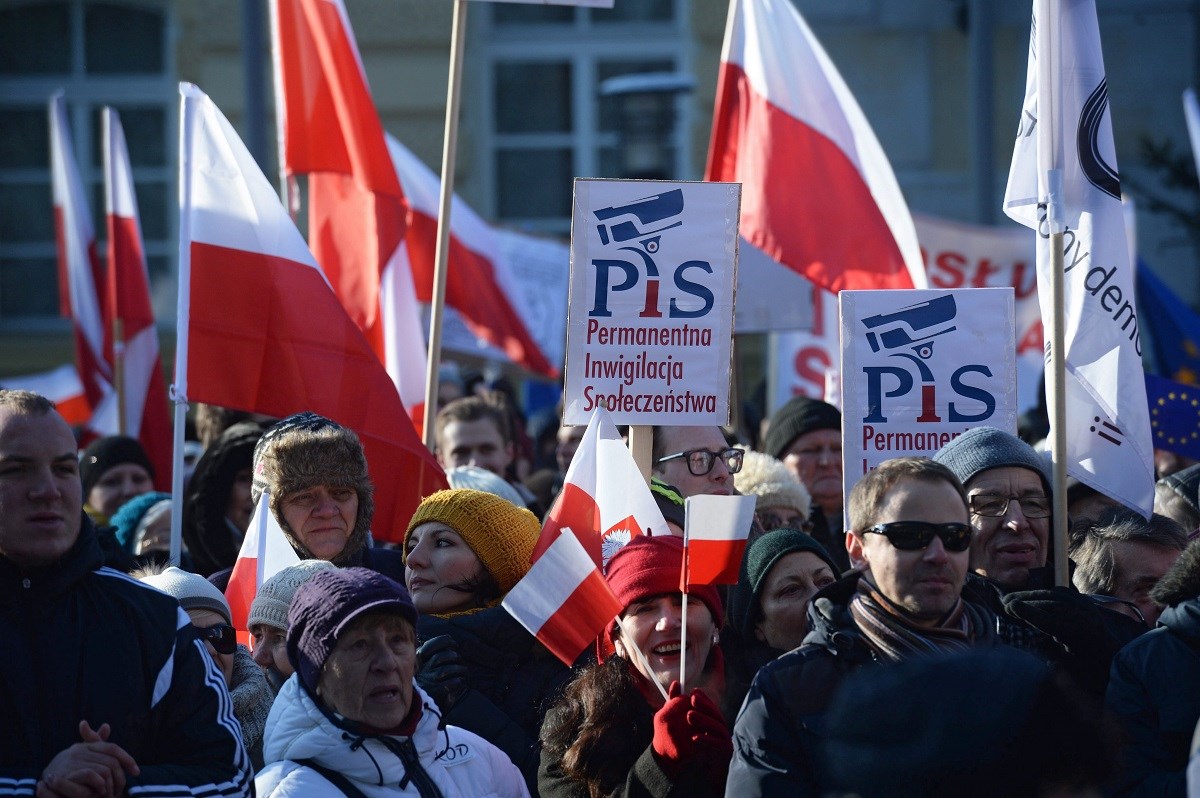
[404,488,571,795]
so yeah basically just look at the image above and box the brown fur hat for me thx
[252,412,375,564]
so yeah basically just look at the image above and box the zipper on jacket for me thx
[384,737,444,798]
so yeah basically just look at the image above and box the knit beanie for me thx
[251,412,375,564]
[80,435,155,496]
[733,448,812,517]
[139,566,232,625]
[405,488,539,596]
[247,559,337,631]
[933,426,1052,497]
[729,527,840,641]
[444,465,527,509]
[110,491,172,552]
[763,397,841,460]
[601,535,724,659]
[287,567,418,697]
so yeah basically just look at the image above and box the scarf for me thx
[849,577,995,662]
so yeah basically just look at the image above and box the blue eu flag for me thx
[1146,373,1200,459]
[1138,263,1200,384]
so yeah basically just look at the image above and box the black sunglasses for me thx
[862,521,972,552]
[197,623,238,655]
[654,447,744,476]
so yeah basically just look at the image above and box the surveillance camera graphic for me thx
[594,188,684,255]
[861,295,958,382]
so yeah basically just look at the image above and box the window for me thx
[475,0,691,235]
[0,0,174,323]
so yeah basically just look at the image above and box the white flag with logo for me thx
[1003,0,1153,515]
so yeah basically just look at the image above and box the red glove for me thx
[651,681,733,781]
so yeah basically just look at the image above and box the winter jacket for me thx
[255,676,529,798]
[417,606,572,792]
[1106,598,1200,797]
[0,516,252,796]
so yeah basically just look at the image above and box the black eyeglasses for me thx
[655,447,744,476]
[968,494,1052,519]
[862,521,973,552]
[197,623,238,655]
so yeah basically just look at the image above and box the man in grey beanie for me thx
[934,426,1053,591]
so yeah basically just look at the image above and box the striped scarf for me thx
[850,577,995,662]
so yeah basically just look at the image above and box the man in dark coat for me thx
[0,390,251,796]
[1106,538,1200,796]
[727,457,997,797]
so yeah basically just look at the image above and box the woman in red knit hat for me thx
[538,535,731,798]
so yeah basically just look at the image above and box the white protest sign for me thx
[770,212,1041,416]
[840,288,1018,516]
[563,179,740,425]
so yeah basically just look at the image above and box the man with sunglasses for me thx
[0,390,252,796]
[727,457,998,798]
[651,425,743,499]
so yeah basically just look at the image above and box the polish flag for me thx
[387,135,559,378]
[503,528,623,667]
[226,489,301,640]
[0,365,91,426]
[49,93,113,410]
[271,0,427,424]
[532,406,669,571]
[176,82,446,545]
[705,0,926,293]
[102,108,172,489]
[681,494,757,586]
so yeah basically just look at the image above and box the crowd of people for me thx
[6,378,1200,797]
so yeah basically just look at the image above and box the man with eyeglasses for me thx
[0,390,252,795]
[934,426,1054,592]
[728,457,998,797]
[651,425,743,498]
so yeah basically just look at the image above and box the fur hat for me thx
[139,566,232,625]
[248,559,337,631]
[733,448,812,518]
[1151,538,1200,608]
[933,426,1052,497]
[287,567,418,698]
[444,465,527,509]
[763,397,841,460]
[405,488,539,596]
[601,535,724,660]
[252,412,374,564]
[80,435,155,496]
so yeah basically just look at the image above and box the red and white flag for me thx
[176,82,446,545]
[0,365,91,426]
[532,406,668,570]
[102,107,172,489]
[271,0,426,422]
[225,489,301,639]
[49,93,112,411]
[503,528,623,667]
[386,135,559,379]
[681,494,757,586]
[705,0,925,293]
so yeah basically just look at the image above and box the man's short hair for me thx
[436,395,512,444]
[848,456,967,532]
[0,389,55,417]
[1069,507,1188,596]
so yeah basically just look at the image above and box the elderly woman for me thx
[255,567,528,796]
[721,528,840,720]
[80,434,155,523]
[404,488,571,792]
[539,535,731,797]
[248,559,336,693]
[733,448,813,533]
[137,565,273,770]
[252,412,404,580]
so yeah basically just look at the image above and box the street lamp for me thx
[599,72,694,180]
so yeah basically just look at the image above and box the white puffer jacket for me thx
[255,677,529,798]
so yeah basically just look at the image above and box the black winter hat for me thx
[763,397,841,460]
[728,527,840,641]
[287,567,418,697]
[80,435,155,496]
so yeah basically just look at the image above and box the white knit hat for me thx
[733,448,812,517]
[445,465,526,509]
[247,559,337,631]
[139,566,232,625]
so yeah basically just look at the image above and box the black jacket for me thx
[417,605,572,795]
[0,517,252,796]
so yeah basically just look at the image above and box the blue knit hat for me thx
[110,491,172,552]
[287,567,418,696]
[933,426,1052,497]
